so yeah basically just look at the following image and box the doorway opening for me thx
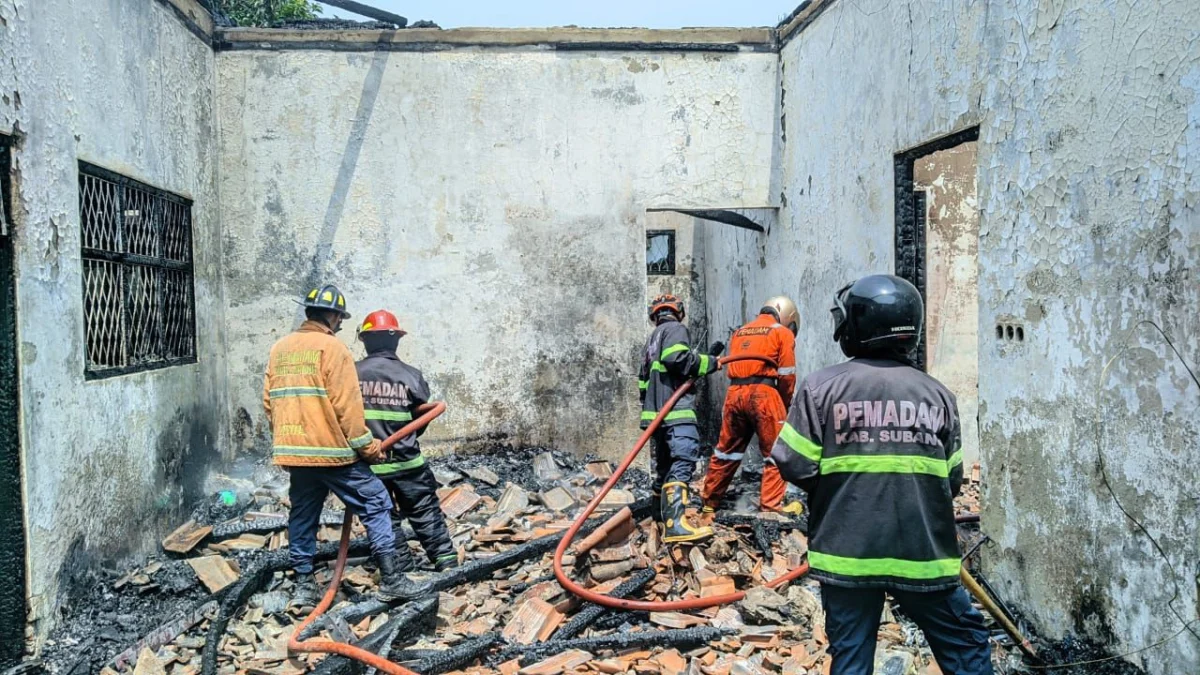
[0,133,27,666]
[894,127,981,466]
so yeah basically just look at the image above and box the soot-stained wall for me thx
[0,0,225,644]
[216,44,776,462]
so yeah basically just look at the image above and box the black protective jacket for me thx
[770,358,963,591]
[638,318,714,428]
[355,351,431,477]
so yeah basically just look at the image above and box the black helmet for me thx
[830,275,923,358]
[299,283,351,318]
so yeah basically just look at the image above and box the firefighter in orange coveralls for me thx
[702,296,803,514]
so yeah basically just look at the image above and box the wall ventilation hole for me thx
[997,323,1026,342]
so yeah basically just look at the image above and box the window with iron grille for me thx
[646,230,676,276]
[79,162,196,379]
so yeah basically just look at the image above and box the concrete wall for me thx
[0,0,224,644]
[916,142,980,465]
[703,0,986,388]
[978,1,1200,668]
[703,0,1199,670]
[216,40,776,462]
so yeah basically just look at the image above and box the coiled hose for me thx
[288,401,447,675]
[553,354,812,611]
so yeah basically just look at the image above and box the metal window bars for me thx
[79,163,197,379]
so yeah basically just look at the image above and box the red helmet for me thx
[358,310,408,338]
[648,293,685,321]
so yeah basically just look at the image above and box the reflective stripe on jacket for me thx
[770,358,963,591]
[638,318,713,428]
[355,351,432,477]
[725,312,798,403]
[263,320,377,467]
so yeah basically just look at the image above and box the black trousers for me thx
[821,584,993,675]
[380,465,457,566]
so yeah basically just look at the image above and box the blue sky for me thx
[319,0,797,29]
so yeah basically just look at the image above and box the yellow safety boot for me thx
[661,482,714,544]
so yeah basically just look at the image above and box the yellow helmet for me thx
[762,296,799,335]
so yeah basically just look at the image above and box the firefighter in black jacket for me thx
[770,276,992,675]
[355,310,459,572]
[639,294,723,544]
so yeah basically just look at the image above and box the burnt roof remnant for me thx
[317,0,408,28]
[647,207,772,233]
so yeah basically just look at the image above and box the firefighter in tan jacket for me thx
[263,284,429,607]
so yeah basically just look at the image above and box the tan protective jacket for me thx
[262,320,380,466]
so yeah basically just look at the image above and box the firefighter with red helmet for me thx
[702,296,805,515]
[639,294,723,543]
[355,310,458,572]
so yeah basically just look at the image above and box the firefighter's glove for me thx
[360,440,387,464]
[708,341,726,357]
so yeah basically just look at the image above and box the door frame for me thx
[0,132,28,666]
[893,126,980,371]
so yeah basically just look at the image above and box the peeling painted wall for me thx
[916,142,980,465]
[216,49,776,462]
[703,0,1199,670]
[978,1,1200,669]
[0,0,224,646]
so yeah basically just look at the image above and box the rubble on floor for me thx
[38,452,997,675]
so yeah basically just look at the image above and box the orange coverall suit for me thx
[702,313,797,511]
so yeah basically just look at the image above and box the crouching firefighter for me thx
[702,296,803,515]
[263,285,431,607]
[770,275,992,675]
[355,310,459,572]
[639,294,723,544]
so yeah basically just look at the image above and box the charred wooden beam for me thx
[317,0,407,27]
[491,627,734,667]
[310,498,652,632]
[200,539,370,675]
[552,568,656,640]
[307,596,439,675]
[410,632,504,675]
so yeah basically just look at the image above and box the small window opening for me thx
[1016,326,1025,341]
[646,230,676,276]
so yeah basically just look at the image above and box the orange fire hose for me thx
[553,355,812,611]
[289,401,447,675]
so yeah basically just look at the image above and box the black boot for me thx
[376,552,432,602]
[661,482,713,544]
[289,571,321,608]
[393,539,418,574]
[650,492,663,523]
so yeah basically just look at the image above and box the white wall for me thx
[216,45,776,462]
[0,0,224,643]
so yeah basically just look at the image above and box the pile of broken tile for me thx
[45,450,989,675]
